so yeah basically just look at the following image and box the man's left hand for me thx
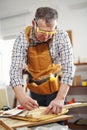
[44,98,64,114]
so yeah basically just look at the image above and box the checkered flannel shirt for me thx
[10,27,75,87]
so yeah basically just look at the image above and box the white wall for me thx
[0,39,14,85]
[58,8,87,63]
[0,0,87,62]
[0,23,2,39]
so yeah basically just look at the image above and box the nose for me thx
[44,34,49,39]
[44,34,52,39]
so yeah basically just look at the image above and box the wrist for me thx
[56,83,70,100]
[14,85,26,98]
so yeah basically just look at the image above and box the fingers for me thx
[44,105,53,114]
[25,101,37,110]
[29,97,39,107]
[45,104,62,114]
[21,97,39,110]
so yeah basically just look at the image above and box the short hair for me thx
[35,7,58,24]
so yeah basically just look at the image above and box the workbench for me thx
[0,114,73,130]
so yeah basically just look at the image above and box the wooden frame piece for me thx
[0,120,13,130]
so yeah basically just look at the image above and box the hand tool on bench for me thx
[0,105,24,118]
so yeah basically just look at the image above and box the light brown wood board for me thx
[0,102,87,122]
[0,115,73,129]
[11,107,69,122]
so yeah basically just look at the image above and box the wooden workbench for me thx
[0,114,73,130]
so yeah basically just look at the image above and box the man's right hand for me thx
[14,85,39,110]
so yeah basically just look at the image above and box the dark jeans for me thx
[30,91,65,125]
[30,91,58,106]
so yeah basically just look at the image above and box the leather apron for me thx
[25,26,61,95]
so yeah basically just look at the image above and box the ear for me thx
[32,20,35,27]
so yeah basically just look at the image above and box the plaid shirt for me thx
[10,27,75,87]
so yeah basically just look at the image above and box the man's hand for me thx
[18,95,39,110]
[45,83,70,114]
[45,98,64,114]
[14,85,39,110]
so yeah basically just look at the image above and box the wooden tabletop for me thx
[0,114,73,130]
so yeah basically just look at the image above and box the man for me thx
[10,7,75,114]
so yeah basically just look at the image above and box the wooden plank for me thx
[10,107,68,122]
[0,102,87,129]
[0,103,87,121]
[8,103,87,122]
[64,102,87,109]
[0,115,73,129]
[0,120,13,130]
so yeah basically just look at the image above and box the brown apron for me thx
[25,26,62,95]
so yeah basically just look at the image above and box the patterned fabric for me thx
[10,27,75,87]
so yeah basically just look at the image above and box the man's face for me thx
[34,19,57,42]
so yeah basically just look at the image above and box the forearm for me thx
[56,83,70,101]
[13,85,39,110]
[13,85,26,100]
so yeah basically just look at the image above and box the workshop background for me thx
[0,0,87,130]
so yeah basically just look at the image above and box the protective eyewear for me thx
[36,27,56,35]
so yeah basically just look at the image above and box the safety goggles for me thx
[36,27,56,35]
[35,21,57,35]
